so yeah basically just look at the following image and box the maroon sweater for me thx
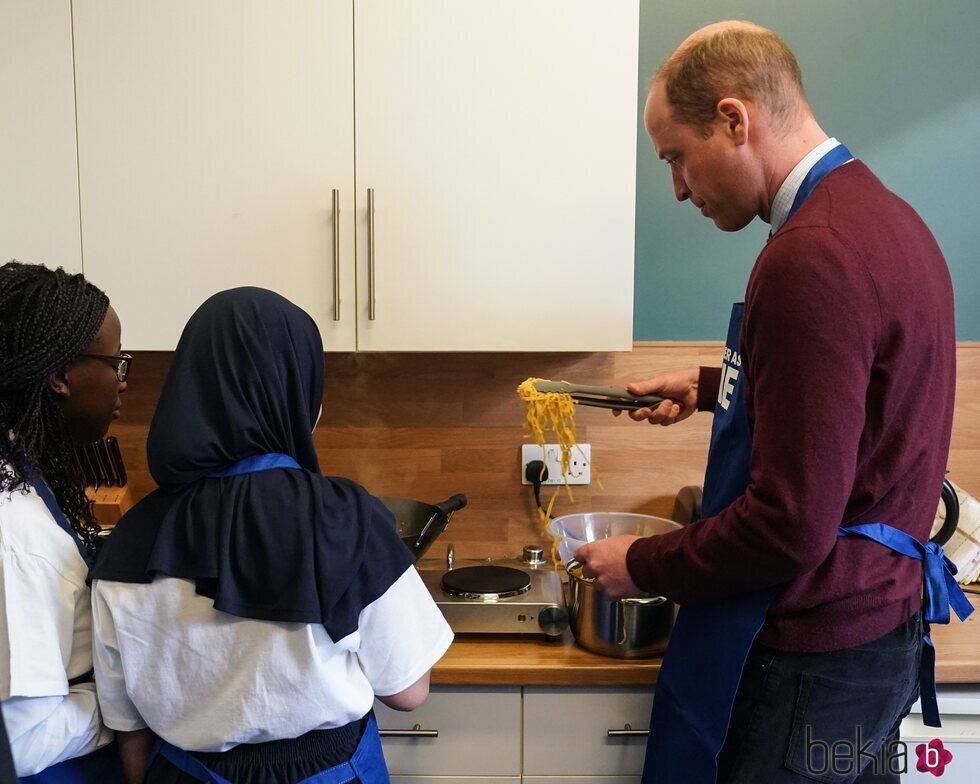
[626,162,956,651]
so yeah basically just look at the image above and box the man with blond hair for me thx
[576,21,970,784]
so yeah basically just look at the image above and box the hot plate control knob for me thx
[539,606,569,637]
[522,545,546,566]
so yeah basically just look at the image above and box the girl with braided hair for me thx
[0,261,127,782]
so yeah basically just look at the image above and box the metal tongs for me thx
[532,380,666,411]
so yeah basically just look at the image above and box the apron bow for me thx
[836,523,974,626]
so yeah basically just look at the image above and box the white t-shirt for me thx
[0,480,113,776]
[92,566,453,751]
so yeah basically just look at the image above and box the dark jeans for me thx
[717,611,922,784]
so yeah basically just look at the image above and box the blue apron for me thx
[640,145,974,784]
[19,744,123,784]
[19,477,123,784]
[148,714,389,784]
[146,454,390,784]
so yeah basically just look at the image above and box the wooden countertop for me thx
[431,596,980,687]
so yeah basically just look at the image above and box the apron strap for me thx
[786,144,853,220]
[206,453,301,478]
[339,713,388,784]
[67,668,95,687]
[153,739,234,784]
[28,473,93,569]
[837,523,975,726]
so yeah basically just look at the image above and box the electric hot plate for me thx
[419,546,568,638]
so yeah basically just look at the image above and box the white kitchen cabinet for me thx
[0,0,82,272]
[70,0,638,350]
[391,779,516,784]
[351,1,638,351]
[381,686,650,781]
[523,687,653,778]
[375,686,521,778]
[524,779,639,783]
[900,686,980,783]
[71,0,357,349]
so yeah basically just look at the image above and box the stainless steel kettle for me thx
[930,479,960,546]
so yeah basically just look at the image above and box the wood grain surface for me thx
[431,596,980,686]
[101,349,980,685]
[105,344,980,560]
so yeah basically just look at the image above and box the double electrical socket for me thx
[520,443,591,486]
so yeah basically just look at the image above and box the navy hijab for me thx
[91,287,412,641]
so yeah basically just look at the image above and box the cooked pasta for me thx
[517,377,578,476]
[517,377,590,531]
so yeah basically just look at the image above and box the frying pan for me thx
[380,493,468,561]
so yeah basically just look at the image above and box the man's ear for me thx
[716,98,749,145]
[49,371,70,400]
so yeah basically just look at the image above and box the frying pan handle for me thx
[930,479,960,546]
[434,494,468,518]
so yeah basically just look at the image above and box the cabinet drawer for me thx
[375,687,521,776]
[524,778,640,784]
[392,779,518,784]
[523,687,654,776]
[899,742,980,783]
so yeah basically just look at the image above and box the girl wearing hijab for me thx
[89,288,453,784]
[0,261,128,782]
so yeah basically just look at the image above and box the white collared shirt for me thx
[769,137,851,234]
[0,479,114,776]
[92,567,454,751]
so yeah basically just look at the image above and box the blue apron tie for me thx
[836,524,974,727]
[639,142,972,784]
[148,714,388,784]
[206,453,300,478]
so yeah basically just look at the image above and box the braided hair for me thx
[0,261,110,554]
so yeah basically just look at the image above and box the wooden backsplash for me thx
[107,343,980,560]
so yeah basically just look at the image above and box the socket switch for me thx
[521,443,591,486]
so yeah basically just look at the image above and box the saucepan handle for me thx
[565,558,594,583]
[433,494,468,519]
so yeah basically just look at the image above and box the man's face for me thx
[645,81,760,232]
[54,306,127,444]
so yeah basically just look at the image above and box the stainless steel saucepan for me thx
[565,559,675,659]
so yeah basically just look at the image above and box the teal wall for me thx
[633,1,980,340]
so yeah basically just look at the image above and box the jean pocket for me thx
[784,672,915,783]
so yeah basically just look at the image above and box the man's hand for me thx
[573,535,643,599]
[613,367,700,425]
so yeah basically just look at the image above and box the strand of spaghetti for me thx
[517,377,578,480]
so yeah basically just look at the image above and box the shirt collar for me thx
[769,137,843,234]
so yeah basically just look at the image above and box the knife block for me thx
[86,485,134,528]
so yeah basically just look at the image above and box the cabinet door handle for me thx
[607,723,649,737]
[367,188,376,321]
[378,723,438,738]
[332,189,341,321]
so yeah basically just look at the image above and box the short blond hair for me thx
[655,24,808,136]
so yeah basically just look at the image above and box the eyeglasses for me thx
[77,352,133,382]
